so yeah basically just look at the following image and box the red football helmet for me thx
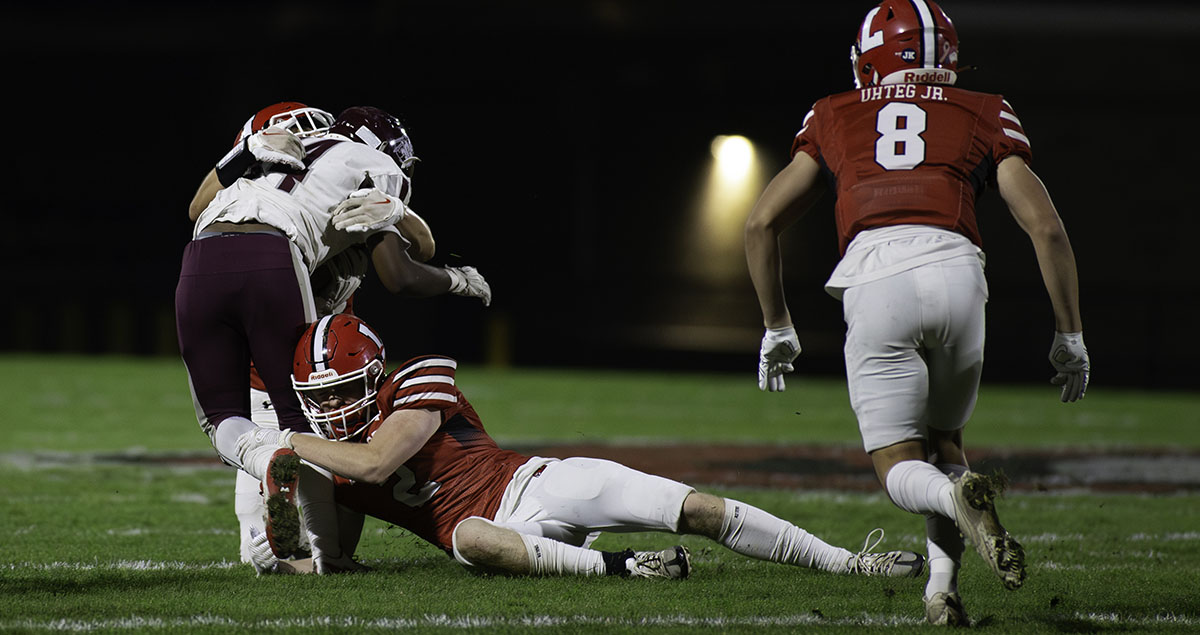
[329,106,419,176]
[233,101,335,146]
[850,0,959,88]
[291,314,387,441]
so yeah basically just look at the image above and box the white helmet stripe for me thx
[312,314,336,371]
[909,0,937,69]
[358,322,383,349]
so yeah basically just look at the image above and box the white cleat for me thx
[925,591,969,627]
[627,546,691,579]
[950,471,1026,590]
[845,528,926,577]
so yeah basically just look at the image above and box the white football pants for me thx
[491,457,694,548]
[842,255,987,452]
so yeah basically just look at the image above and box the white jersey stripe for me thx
[401,357,458,373]
[998,110,1022,126]
[393,391,458,406]
[400,375,455,390]
[1002,128,1031,147]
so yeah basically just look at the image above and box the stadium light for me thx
[685,134,769,286]
[711,135,754,182]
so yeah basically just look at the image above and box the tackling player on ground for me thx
[744,0,1088,625]
[235,314,927,582]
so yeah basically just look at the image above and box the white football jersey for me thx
[194,135,409,272]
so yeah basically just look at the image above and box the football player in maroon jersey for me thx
[745,0,1088,625]
[234,314,927,582]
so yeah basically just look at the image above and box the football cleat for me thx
[924,591,969,627]
[950,471,1026,590]
[626,546,691,580]
[263,449,302,559]
[845,527,926,577]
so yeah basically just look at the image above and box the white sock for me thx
[926,463,967,597]
[234,469,266,563]
[296,462,344,571]
[518,533,606,576]
[885,460,957,519]
[717,498,851,573]
[212,416,256,470]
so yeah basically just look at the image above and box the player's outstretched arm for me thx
[289,409,441,485]
[369,233,492,305]
[997,156,1088,401]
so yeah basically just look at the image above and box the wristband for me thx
[215,138,255,186]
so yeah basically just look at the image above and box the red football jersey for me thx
[332,355,530,555]
[792,84,1033,255]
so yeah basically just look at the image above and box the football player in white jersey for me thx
[177,106,493,563]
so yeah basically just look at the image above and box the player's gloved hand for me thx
[330,188,407,233]
[758,325,801,392]
[234,427,296,472]
[1049,331,1089,402]
[246,125,306,170]
[445,266,492,306]
[248,526,281,575]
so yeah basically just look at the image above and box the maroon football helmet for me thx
[329,106,418,176]
[233,101,334,146]
[292,314,387,441]
[850,0,959,88]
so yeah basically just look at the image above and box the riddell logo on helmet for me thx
[310,369,339,381]
[904,69,954,84]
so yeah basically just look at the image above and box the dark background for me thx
[3,1,1198,389]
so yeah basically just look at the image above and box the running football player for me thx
[744,0,1088,625]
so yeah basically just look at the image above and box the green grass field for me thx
[2,355,1199,632]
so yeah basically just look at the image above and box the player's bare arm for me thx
[291,408,441,484]
[744,151,826,328]
[398,208,436,262]
[368,232,454,296]
[188,169,222,221]
[996,156,1083,333]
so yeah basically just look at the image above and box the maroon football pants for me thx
[175,232,314,435]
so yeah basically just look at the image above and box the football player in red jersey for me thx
[745,0,1088,625]
[235,314,927,581]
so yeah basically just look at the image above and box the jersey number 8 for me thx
[874,102,927,171]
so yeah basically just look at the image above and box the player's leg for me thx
[452,517,683,578]
[926,258,1025,593]
[243,237,317,435]
[677,492,923,577]
[843,271,959,518]
[487,458,692,578]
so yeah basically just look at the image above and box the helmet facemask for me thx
[293,358,384,441]
[269,107,335,139]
